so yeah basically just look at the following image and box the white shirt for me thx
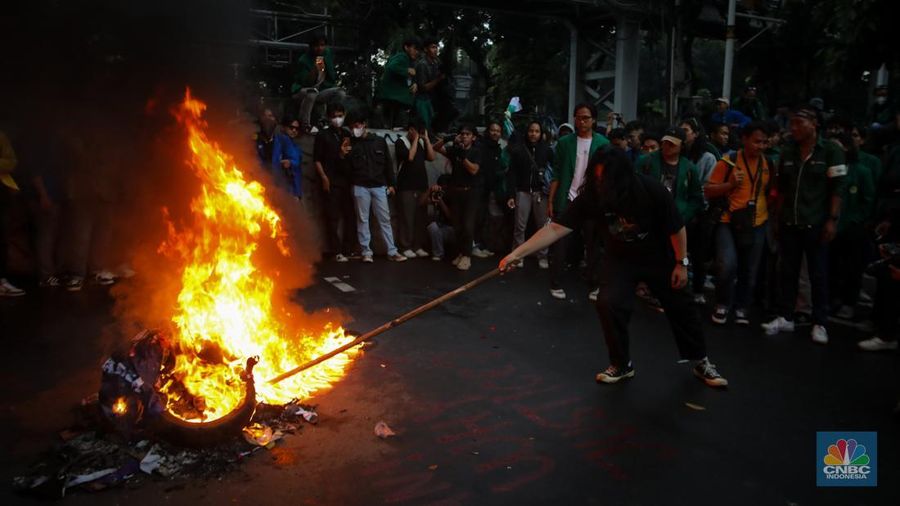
[568,136,593,201]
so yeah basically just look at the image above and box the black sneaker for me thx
[711,306,728,325]
[734,308,749,326]
[595,364,635,384]
[693,359,728,388]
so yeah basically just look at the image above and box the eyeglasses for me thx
[574,115,594,122]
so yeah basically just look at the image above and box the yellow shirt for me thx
[0,131,19,191]
[708,150,769,227]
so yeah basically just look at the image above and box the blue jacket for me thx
[711,109,751,129]
[256,131,302,197]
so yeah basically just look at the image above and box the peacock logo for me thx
[823,439,870,466]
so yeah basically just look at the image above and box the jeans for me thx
[352,185,398,257]
[449,188,479,256]
[398,190,427,251]
[427,222,454,258]
[595,259,707,367]
[714,223,766,310]
[297,87,346,128]
[513,191,549,259]
[777,225,829,325]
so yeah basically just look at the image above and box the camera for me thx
[431,189,444,202]
[865,242,900,277]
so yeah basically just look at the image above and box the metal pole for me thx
[567,21,578,120]
[722,0,737,99]
[268,269,502,384]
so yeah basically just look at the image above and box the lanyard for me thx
[740,151,764,203]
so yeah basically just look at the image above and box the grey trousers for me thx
[513,191,549,259]
[298,87,346,127]
[398,190,427,251]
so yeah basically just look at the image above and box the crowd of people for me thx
[3,34,900,382]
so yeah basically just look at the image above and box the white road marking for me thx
[324,277,356,293]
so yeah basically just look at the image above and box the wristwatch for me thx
[678,257,690,267]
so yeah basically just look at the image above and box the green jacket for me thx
[636,151,704,223]
[838,158,876,233]
[858,150,882,186]
[777,137,846,227]
[292,48,337,93]
[550,132,609,215]
[378,52,415,106]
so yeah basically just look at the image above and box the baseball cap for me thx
[661,127,686,146]
[715,97,730,106]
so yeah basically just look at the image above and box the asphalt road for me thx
[1,255,897,505]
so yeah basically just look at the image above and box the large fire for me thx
[156,90,358,423]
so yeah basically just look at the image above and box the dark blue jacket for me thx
[256,131,302,197]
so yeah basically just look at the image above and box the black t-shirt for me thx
[447,144,482,189]
[557,174,684,264]
[661,161,678,194]
[394,137,428,192]
[313,126,349,186]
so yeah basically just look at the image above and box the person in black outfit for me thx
[434,124,481,270]
[500,148,728,388]
[506,120,553,268]
[394,119,435,258]
[472,121,503,257]
[314,103,356,262]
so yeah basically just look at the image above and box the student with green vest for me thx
[635,127,704,225]
[828,131,876,321]
[378,36,420,129]
[291,34,346,130]
[547,102,609,300]
[761,106,846,345]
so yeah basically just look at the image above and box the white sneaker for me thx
[811,324,829,345]
[703,277,716,291]
[457,256,471,270]
[335,254,349,263]
[857,336,899,352]
[471,247,490,259]
[402,249,417,258]
[0,278,25,297]
[588,288,599,302]
[693,293,707,305]
[415,248,429,258]
[538,258,549,269]
[451,255,462,266]
[514,259,524,268]
[93,270,116,285]
[362,255,374,263]
[431,256,442,261]
[388,253,409,262]
[761,316,795,335]
[550,288,566,300]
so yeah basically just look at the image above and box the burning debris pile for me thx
[13,90,364,498]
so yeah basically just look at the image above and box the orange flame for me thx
[112,397,128,416]
[157,89,358,423]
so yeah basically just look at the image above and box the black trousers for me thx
[0,187,8,279]
[550,215,601,290]
[322,185,357,256]
[829,225,866,307]
[687,215,714,294]
[595,260,707,367]
[873,274,900,340]
[449,188,479,256]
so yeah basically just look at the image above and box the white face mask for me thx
[352,127,365,138]
[875,96,887,105]
[331,116,345,127]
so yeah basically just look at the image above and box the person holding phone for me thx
[291,34,346,130]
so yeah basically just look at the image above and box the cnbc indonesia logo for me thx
[816,432,876,487]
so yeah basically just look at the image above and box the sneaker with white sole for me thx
[550,288,566,300]
[693,293,707,305]
[415,248,429,258]
[402,249,417,258]
[335,254,349,263]
[0,278,25,297]
[93,270,116,285]
[761,316,795,335]
[39,276,61,288]
[693,359,728,387]
[857,336,899,352]
[471,247,491,258]
[451,255,462,266]
[711,305,728,325]
[514,259,524,268]
[588,288,599,302]
[64,276,84,292]
[811,324,828,345]
[595,364,635,384]
[388,254,409,262]
[431,255,442,261]
[538,258,549,270]
[457,256,471,270]
[734,308,749,326]
[362,255,374,263]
